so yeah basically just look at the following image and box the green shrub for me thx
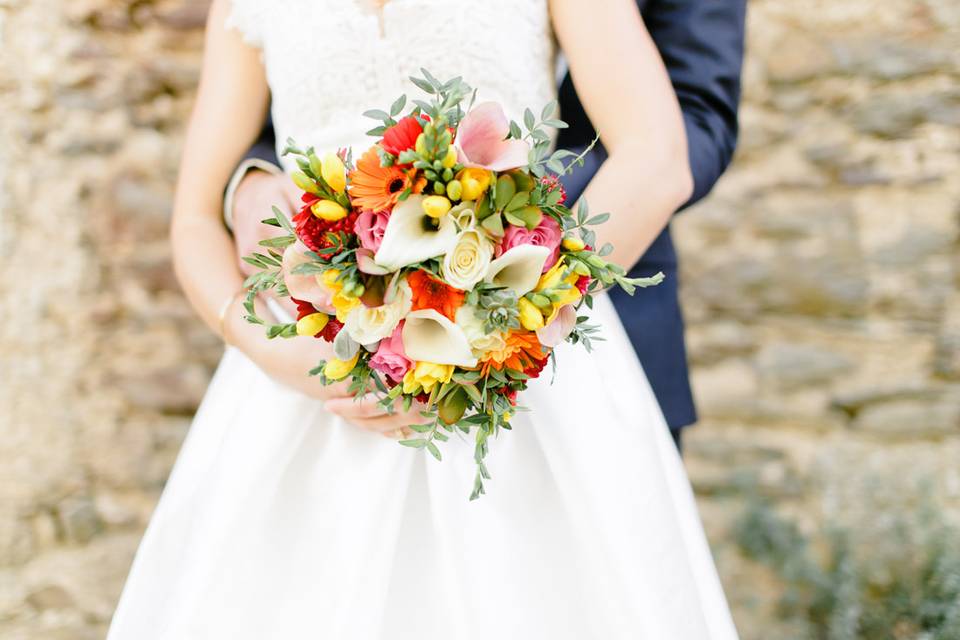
[733,497,960,639]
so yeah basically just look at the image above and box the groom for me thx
[223,1,746,449]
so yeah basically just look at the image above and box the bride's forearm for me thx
[170,214,247,335]
[168,0,272,347]
[579,141,692,270]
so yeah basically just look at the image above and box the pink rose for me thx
[369,324,412,383]
[498,216,562,273]
[355,210,390,252]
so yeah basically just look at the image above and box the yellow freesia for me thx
[422,195,452,219]
[324,352,359,380]
[535,258,582,325]
[332,294,360,322]
[536,259,567,291]
[320,269,361,321]
[517,297,545,331]
[296,312,329,337]
[311,199,347,221]
[456,168,492,201]
[402,361,455,395]
[320,269,343,291]
[320,153,346,192]
[441,146,458,168]
[562,236,586,252]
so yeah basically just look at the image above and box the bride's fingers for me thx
[323,395,389,420]
[347,416,415,438]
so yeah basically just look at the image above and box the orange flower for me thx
[407,270,465,321]
[348,145,425,212]
[478,330,548,376]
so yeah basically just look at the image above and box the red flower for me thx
[523,355,549,379]
[293,193,358,258]
[319,317,343,342]
[497,387,519,405]
[407,269,465,321]
[575,274,591,294]
[540,174,566,205]
[291,297,342,342]
[381,116,423,158]
[292,298,317,321]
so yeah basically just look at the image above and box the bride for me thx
[107,0,739,638]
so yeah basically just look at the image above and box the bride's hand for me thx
[253,336,354,401]
[224,296,351,402]
[323,394,428,439]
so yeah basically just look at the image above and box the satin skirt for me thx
[107,294,738,639]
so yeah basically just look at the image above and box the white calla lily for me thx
[402,309,478,367]
[484,244,551,296]
[374,195,458,271]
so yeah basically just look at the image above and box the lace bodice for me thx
[227,0,557,173]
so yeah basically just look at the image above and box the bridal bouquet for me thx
[243,71,662,499]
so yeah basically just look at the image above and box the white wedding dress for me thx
[107,1,739,638]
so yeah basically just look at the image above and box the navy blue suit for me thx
[240,1,746,438]
[558,1,746,433]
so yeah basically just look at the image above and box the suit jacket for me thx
[239,0,746,431]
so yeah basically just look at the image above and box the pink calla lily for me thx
[355,248,392,275]
[536,304,577,348]
[281,242,335,313]
[456,102,530,171]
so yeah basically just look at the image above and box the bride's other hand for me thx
[169,0,340,396]
[323,395,427,439]
[221,294,351,402]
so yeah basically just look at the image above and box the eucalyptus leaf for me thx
[389,94,407,116]
[523,107,535,131]
[362,108,391,121]
[333,329,360,361]
[586,213,610,225]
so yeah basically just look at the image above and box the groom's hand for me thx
[232,170,303,319]
[232,170,302,276]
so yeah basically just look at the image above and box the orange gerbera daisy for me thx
[348,145,425,212]
[408,270,465,321]
[479,330,548,376]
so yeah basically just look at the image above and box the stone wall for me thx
[0,0,957,638]
[676,0,960,633]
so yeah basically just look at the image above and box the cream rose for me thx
[455,304,507,358]
[442,228,494,290]
[344,281,412,347]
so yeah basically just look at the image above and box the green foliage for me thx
[733,496,960,640]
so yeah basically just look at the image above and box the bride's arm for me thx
[549,0,694,269]
[171,0,268,331]
[171,0,343,400]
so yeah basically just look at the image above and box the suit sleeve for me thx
[244,110,281,166]
[643,0,746,209]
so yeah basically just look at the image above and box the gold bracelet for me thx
[218,288,247,345]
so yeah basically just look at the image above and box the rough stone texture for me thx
[676,0,960,634]
[0,0,958,638]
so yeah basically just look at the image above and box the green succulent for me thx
[469,285,520,334]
